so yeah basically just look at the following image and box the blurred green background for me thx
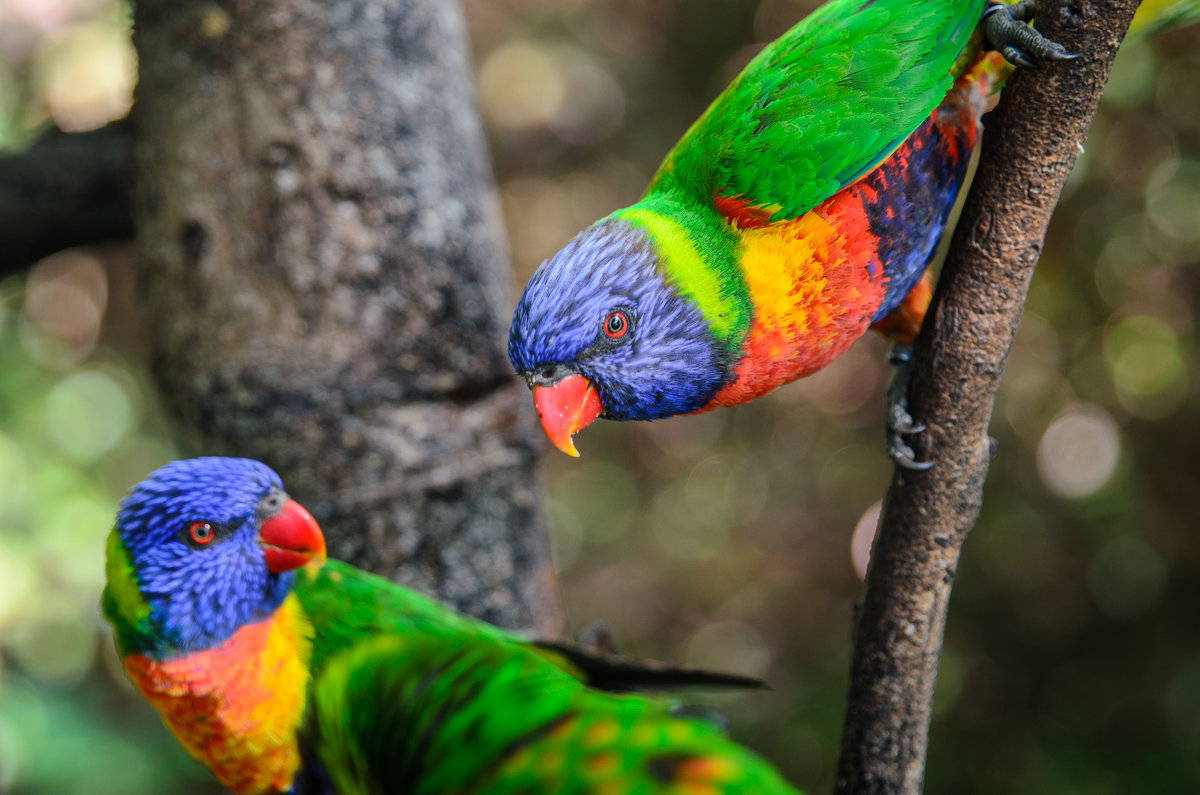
[1,0,1198,792]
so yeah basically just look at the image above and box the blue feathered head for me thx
[508,218,730,429]
[104,457,325,656]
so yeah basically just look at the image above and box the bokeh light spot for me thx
[1103,314,1186,416]
[480,41,565,131]
[24,249,108,360]
[1036,403,1121,499]
[850,500,882,580]
[43,369,134,461]
[1145,159,1200,241]
[0,539,35,630]
[36,496,114,595]
[34,17,135,132]
[8,611,97,684]
[0,434,29,521]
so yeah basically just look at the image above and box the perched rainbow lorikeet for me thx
[103,458,798,794]
[507,0,1074,465]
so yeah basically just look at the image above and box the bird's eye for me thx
[188,521,216,546]
[603,310,630,339]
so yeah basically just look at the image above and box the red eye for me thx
[603,311,629,339]
[188,521,216,545]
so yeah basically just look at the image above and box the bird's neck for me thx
[104,529,293,655]
[612,194,753,350]
[122,594,314,795]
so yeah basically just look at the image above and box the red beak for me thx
[259,498,327,574]
[532,374,603,457]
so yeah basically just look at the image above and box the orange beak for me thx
[532,374,604,457]
[259,498,327,574]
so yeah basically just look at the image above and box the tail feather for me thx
[533,640,769,693]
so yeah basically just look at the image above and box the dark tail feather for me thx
[533,640,770,693]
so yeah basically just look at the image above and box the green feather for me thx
[648,0,990,222]
[293,559,514,675]
[309,633,799,794]
[102,529,153,657]
[612,196,751,344]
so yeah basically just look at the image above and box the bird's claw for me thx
[982,1,1080,66]
[890,414,926,436]
[888,404,934,471]
[893,443,936,472]
[886,343,934,471]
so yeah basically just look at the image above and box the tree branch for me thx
[834,1,1142,792]
[0,122,131,274]
[131,0,559,634]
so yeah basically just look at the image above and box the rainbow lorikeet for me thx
[103,458,798,794]
[507,0,1071,464]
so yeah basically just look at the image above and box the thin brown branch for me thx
[834,1,1143,792]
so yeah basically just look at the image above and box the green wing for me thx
[307,634,800,795]
[293,560,515,675]
[650,0,989,222]
[307,634,580,795]
[295,560,763,693]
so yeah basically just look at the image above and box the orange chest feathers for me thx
[123,596,314,795]
[708,196,888,409]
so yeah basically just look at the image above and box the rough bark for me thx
[0,122,131,273]
[833,2,1142,792]
[132,0,559,634]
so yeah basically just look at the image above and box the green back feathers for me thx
[649,0,990,222]
[292,559,518,675]
[309,633,583,795]
[309,634,799,794]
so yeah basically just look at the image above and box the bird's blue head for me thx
[508,218,731,455]
[104,457,326,657]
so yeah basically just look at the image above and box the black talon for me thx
[885,343,933,470]
[982,1,1081,66]
[893,421,926,435]
[1002,46,1037,69]
[897,453,936,473]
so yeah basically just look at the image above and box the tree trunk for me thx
[834,1,1143,792]
[131,0,559,634]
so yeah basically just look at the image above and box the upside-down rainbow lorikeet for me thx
[103,458,798,794]
[507,0,1072,464]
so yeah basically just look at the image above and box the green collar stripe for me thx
[615,205,750,342]
[105,530,151,628]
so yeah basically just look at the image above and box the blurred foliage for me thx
[0,0,133,150]
[1,0,1199,793]
[0,257,214,792]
